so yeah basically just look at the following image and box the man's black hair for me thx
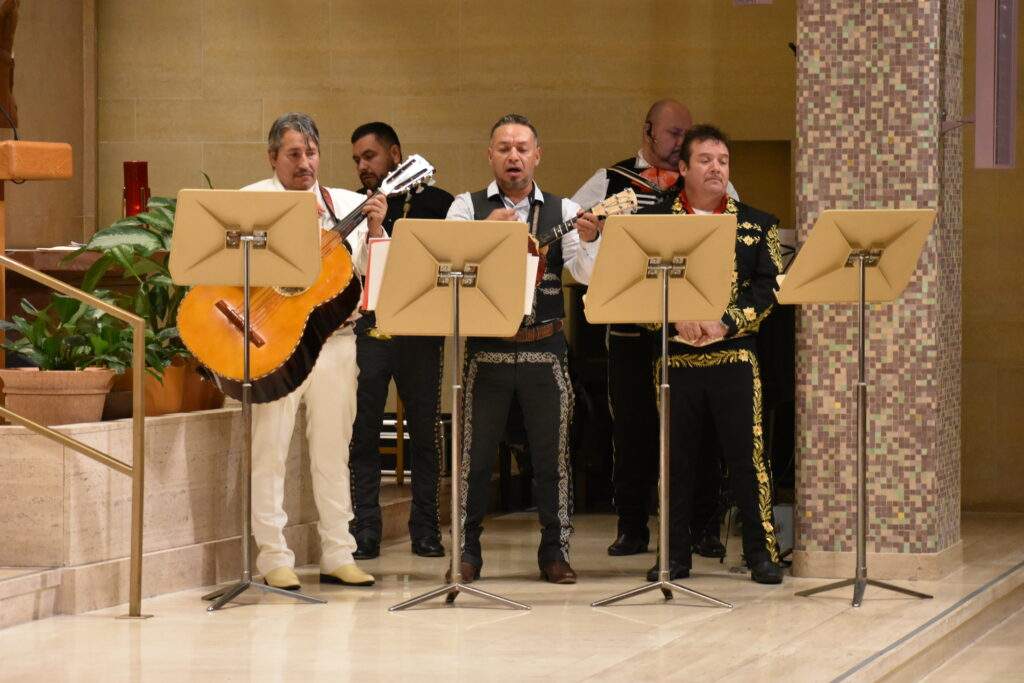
[489,113,539,143]
[681,123,730,165]
[350,121,401,150]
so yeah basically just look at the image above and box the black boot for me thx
[749,558,784,584]
[646,558,690,581]
[607,530,650,556]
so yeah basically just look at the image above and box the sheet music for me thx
[525,255,539,315]
[362,238,390,311]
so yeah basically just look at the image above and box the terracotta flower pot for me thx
[0,367,115,426]
[102,358,225,419]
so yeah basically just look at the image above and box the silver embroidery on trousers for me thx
[460,348,574,560]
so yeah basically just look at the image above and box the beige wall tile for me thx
[98,0,202,100]
[98,99,135,143]
[261,96,395,144]
[6,0,86,247]
[202,1,331,100]
[135,99,263,143]
[0,434,65,566]
[201,143,278,192]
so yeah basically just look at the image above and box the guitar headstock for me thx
[592,188,638,218]
[379,154,435,196]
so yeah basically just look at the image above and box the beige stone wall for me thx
[94,0,797,230]
[961,2,1024,512]
[4,0,89,248]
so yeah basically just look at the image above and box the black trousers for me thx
[461,332,574,568]
[349,332,444,541]
[607,326,723,539]
[665,338,779,567]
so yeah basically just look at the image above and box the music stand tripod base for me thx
[795,577,932,608]
[592,575,732,608]
[203,577,327,612]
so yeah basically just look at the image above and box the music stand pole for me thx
[203,234,325,611]
[794,252,932,607]
[592,261,731,609]
[390,267,529,611]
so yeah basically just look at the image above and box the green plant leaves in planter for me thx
[63,194,198,376]
[0,294,133,373]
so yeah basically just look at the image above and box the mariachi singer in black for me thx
[445,114,603,584]
[650,124,785,585]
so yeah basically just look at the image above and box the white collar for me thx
[486,180,545,205]
[269,175,328,212]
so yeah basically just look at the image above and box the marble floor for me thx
[925,606,1024,681]
[0,513,1022,682]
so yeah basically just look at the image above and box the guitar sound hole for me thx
[273,286,308,297]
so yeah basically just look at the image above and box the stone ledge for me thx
[792,540,963,581]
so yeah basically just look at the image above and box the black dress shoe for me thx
[352,534,380,560]
[607,533,649,556]
[444,561,481,583]
[693,532,726,559]
[539,559,577,584]
[646,559,690,582]
[750,559,784,584]
[411,537,445,557]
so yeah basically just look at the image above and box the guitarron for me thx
[177,155,435,403]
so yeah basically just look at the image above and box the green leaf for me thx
[89,333,109,355]
[51,295,83,324]
[134,210,173,232]
[107,245,145,278]
[85,225,163,253]
[200,171,214,189]
[147,196,176,211]
[81,253,115,292]
[147,274,174,288]
[128,257,165,277]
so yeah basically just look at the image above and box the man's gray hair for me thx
[267,112,320,156]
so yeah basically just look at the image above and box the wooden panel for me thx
[0,141,73,180]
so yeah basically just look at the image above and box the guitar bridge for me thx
[215,300,266,347]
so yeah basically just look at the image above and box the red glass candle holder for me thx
[123,161,151,217]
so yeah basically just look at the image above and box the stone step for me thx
[841,561,1024,681]
[0,475,450,629]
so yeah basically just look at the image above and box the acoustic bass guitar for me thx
[177,155,435,403]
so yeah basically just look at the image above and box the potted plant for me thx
[71,196,224,416]
[0,294,131,426]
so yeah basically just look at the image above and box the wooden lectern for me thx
[0,140,73,364]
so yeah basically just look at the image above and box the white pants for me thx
[251,330,359,575]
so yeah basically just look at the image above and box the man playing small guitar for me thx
[445,113,605,585]
[243,112,385,591]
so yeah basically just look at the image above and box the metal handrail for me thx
[0,254,148,619]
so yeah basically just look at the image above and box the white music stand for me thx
[585,213,736,609]
[170,189,326,611]
[377,217,531,611]
[780,208,936,608]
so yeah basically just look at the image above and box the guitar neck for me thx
[331,191,378,239]
[536,215,578,249]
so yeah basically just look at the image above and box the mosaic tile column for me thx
[792,0,963,580]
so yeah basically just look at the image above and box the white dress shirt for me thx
[446,180,601,285]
